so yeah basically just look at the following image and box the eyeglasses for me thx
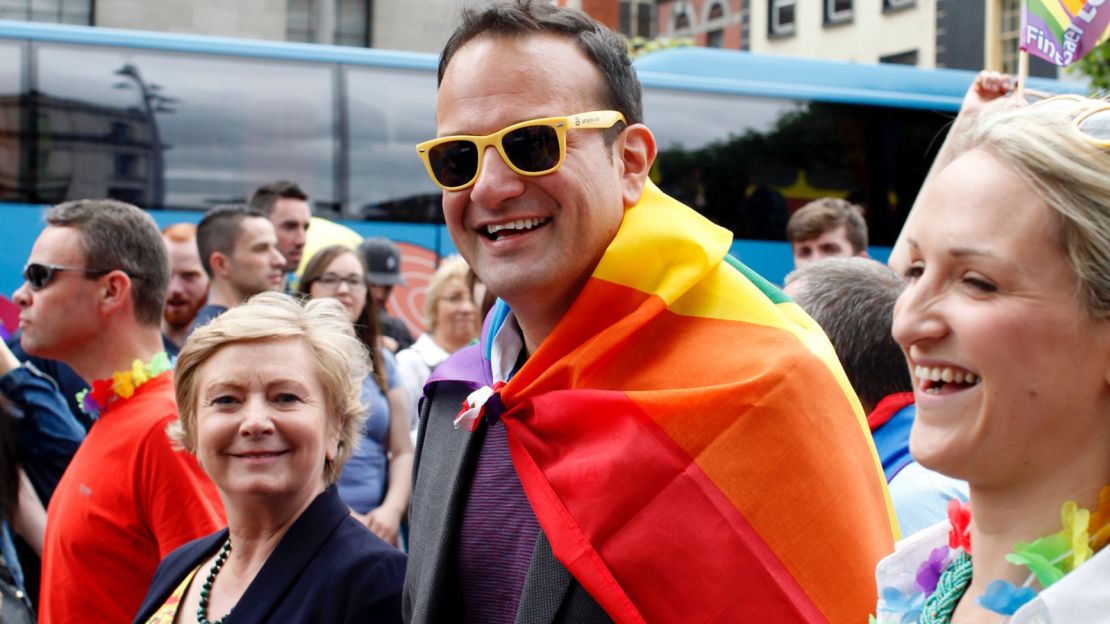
[313,272,367,291]
[22,263,111,291]
[1029,94,1110,147]
[415,110,627,191]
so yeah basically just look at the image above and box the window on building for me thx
[768,0,796,37]
[286,0,371,47]
[705,2,725,48]
[999,0,1021,74]
[674,11,691,32]
[619,1,655,38]
[825,0,852,25]
[879,49,918,65]
[336,0,371,47]
[637,2,653,38]
[883,0,916,12]
[740,4,750,50]
[0,0,92,25]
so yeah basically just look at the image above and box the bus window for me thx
[643,88,951,246]
[345,65,441,223]
[0,42,22,202]
[33,43,337,210]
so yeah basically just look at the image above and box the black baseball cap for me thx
[358,237,406,286]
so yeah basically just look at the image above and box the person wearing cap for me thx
[358,237,415,353]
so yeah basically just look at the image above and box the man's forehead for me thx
[236,216,277,244]
[31,225,85,263]
[165,238,201,260]
[272,197,311,221]
[436,33,605,134]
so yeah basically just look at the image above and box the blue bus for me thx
[0,20,1074,334]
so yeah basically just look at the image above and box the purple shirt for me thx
[457,420,542,623]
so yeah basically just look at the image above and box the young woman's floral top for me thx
[875,492,1110,623]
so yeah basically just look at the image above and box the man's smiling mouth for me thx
[483,217,551,240]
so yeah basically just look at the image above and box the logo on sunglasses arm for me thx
[574,114,602,127]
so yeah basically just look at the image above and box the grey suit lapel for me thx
[515,526,612,624]
[515,531,575,624]
[406,382,487,622]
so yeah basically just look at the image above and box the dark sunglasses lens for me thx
[24,264,51,289]
[428,140,479,188]
[502,125,560,173]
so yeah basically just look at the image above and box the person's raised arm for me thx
[0,339,85,500]
[889,71,1017,272]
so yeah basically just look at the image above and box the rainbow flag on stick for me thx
[431,181,896,622]
[1022,0,1110,66]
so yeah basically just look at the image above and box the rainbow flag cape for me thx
[1022,0,1110,66]
[429,181,896,622]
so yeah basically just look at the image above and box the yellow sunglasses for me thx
[1029,94,1110,148]
[415,110,627,191]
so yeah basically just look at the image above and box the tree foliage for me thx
[625,35,694,59]
[1072,39,1110,93]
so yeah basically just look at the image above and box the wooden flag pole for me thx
[1017,49,1029,100]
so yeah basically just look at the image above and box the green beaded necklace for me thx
[197,538,232,624]
[918,551,974,624]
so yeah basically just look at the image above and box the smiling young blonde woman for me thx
[875,91,1110,623]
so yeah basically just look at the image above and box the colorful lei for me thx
[879,488,1110,622]
[76,352,171,417]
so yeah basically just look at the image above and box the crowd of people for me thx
[1,1,1109,623]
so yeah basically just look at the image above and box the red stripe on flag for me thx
[506,390,827,623]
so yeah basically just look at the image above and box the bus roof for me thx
[0,19,440,70]
[634,47,1077,112]
[0,19,1083,112]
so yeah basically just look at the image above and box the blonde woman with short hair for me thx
[134,293,405,623]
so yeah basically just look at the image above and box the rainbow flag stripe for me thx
[449,181,896,622]
[1022,0,1110,66]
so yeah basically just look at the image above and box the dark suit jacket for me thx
[134,487,405,623]
[403,382,611,624]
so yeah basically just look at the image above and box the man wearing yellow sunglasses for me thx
[404,2,896,623]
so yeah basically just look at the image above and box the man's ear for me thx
[209,251,230,279]
[618,124,657,208]
[99,270,132,317]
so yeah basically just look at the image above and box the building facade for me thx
[937,0,1056,77]
[0,0,1068,76]
[746,0,936,67]
[655,1,747,50]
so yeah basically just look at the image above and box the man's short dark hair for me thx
[45,199,169,327]
[248,180,308,216]
[438,0,642,135]
[784,257,910,411]
[786,198,868,253]
[196,204,266,278]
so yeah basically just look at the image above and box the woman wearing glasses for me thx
[297,245,412,547]
[874,78,1110,622]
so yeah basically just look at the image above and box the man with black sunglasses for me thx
[11,199,224,622]
[403,2,895,623]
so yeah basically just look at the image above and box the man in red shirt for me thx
[13,199,225,623]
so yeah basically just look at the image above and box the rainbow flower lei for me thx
[877,488,1110,622]
[76,352,171,417]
